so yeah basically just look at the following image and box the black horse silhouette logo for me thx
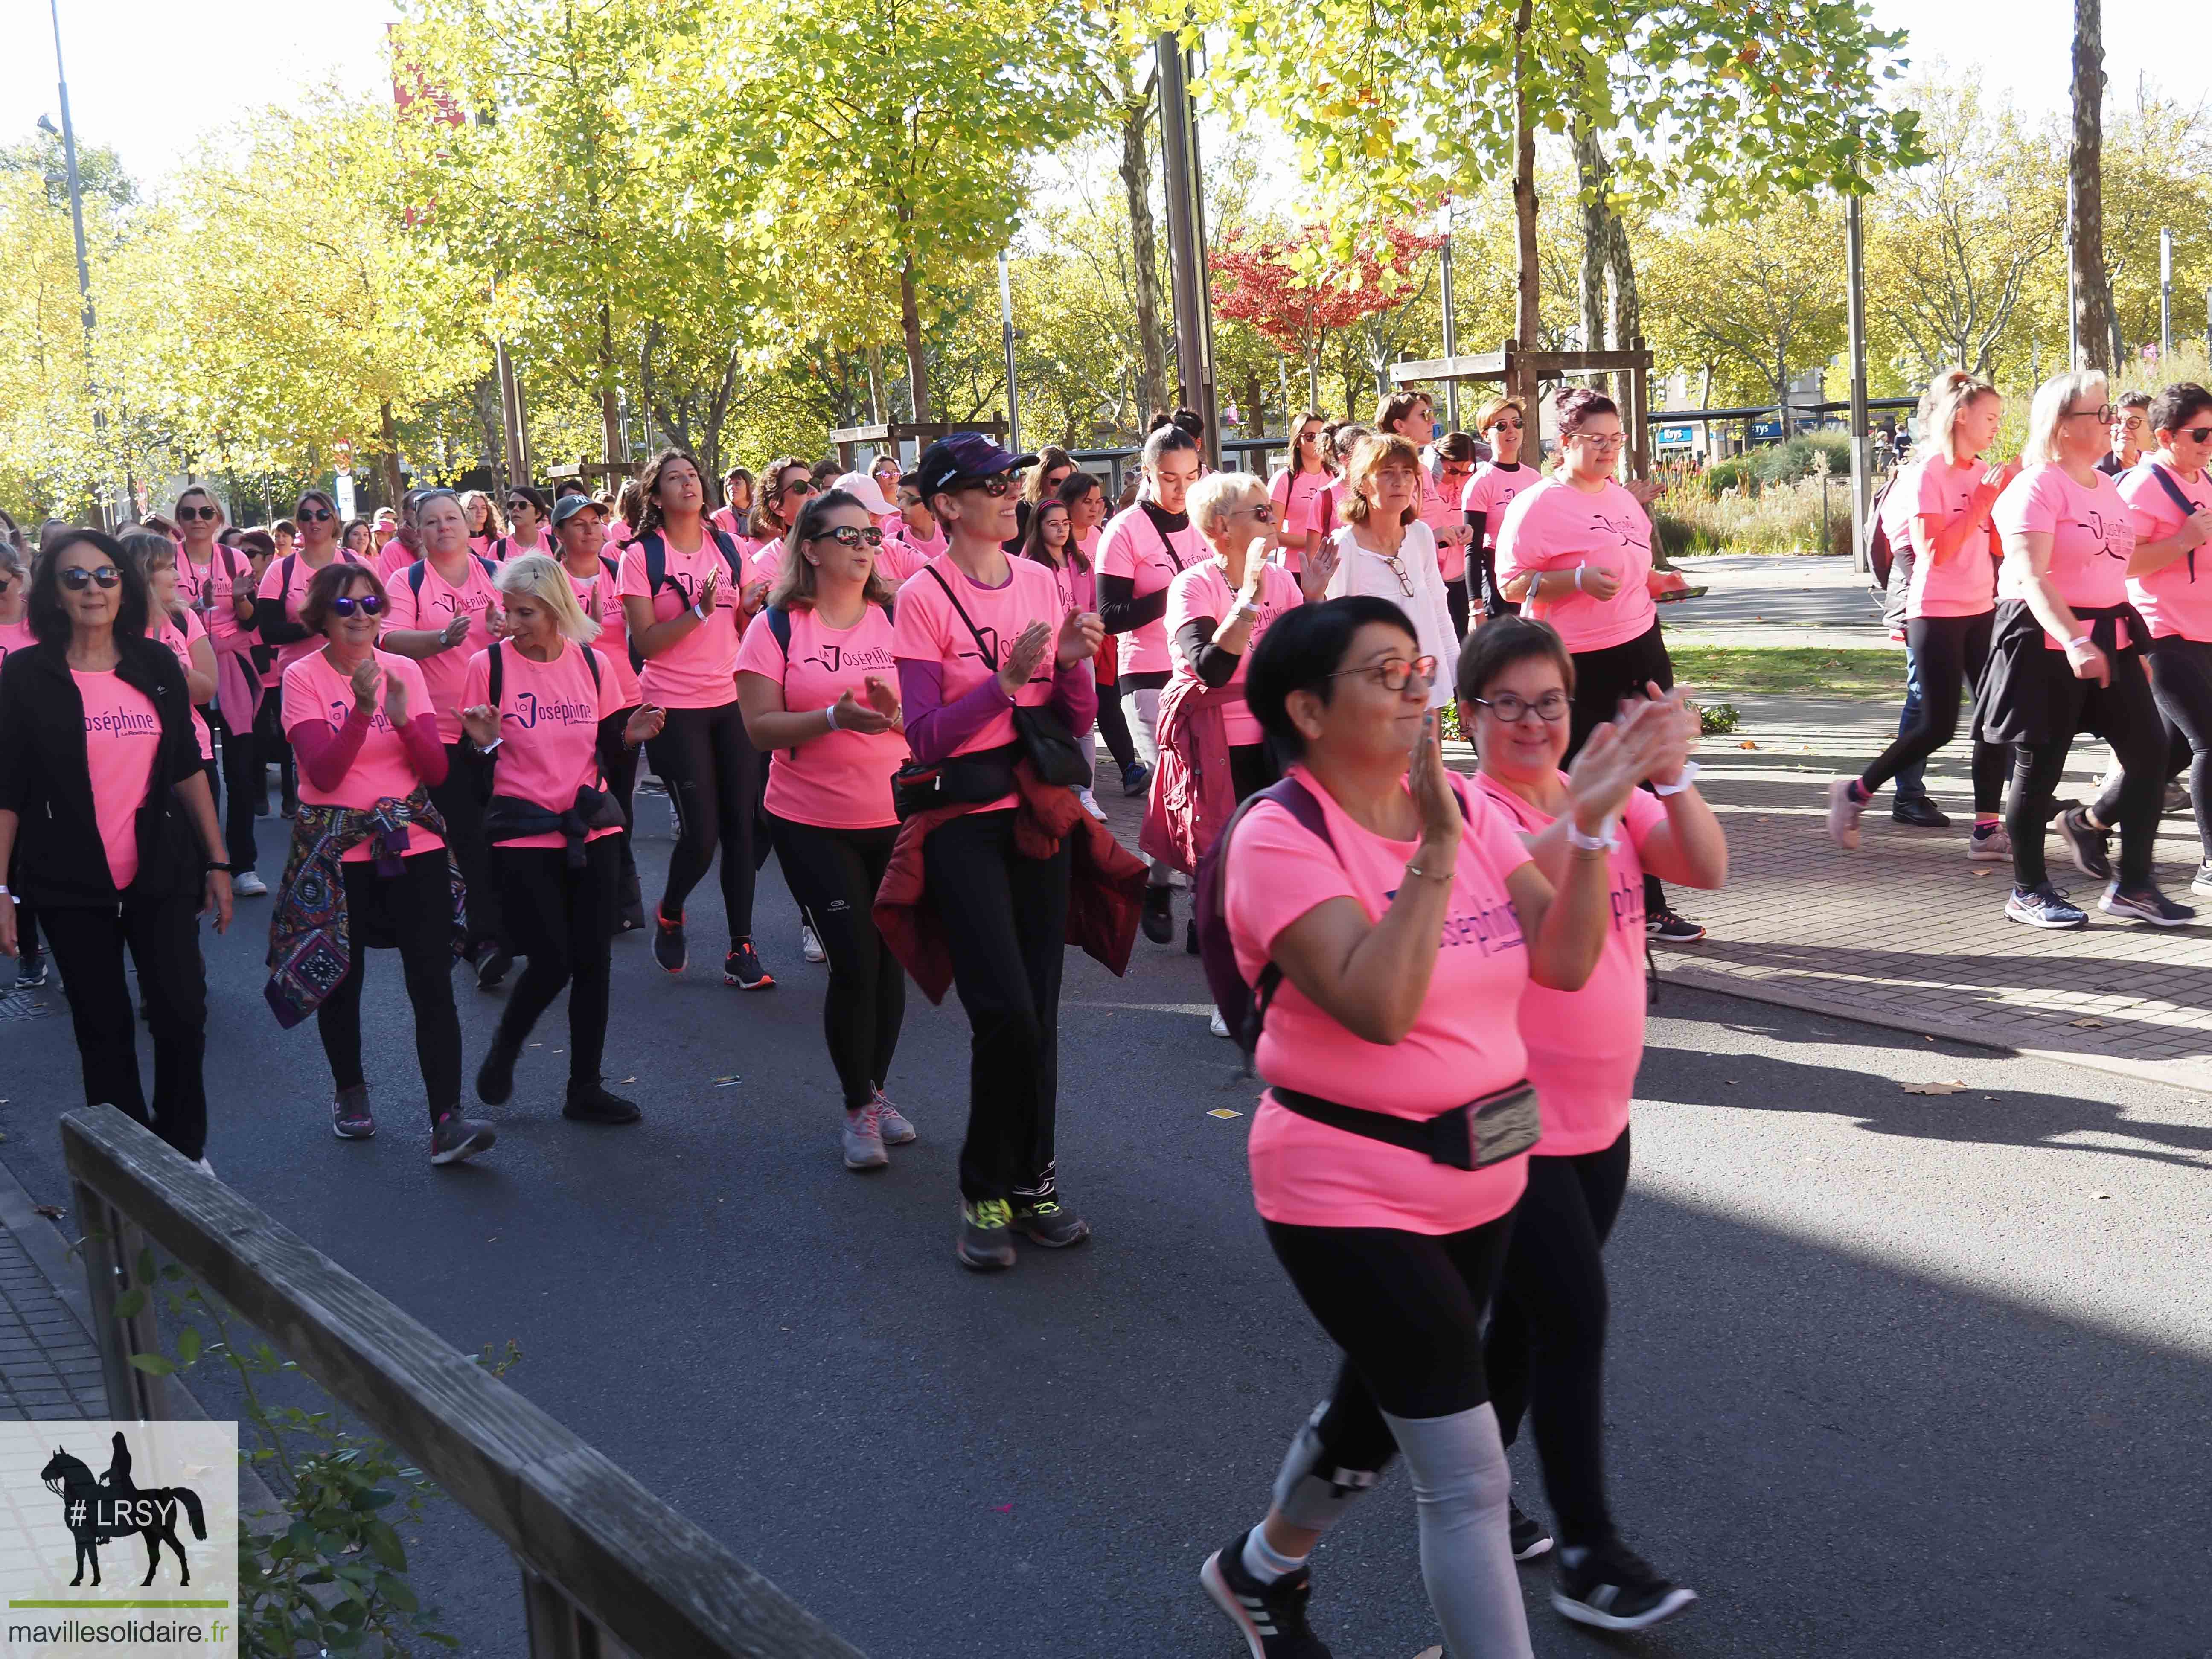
[39,1432,206,1588]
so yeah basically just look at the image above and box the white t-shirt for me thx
[1323,520,1460,708]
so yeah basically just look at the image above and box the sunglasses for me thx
[957,474,1019,498]
[61,566,122,591]
[298,506,333,522]
[1490,417,1525,431]
[1328,653,1438,692]
[780,480,816,501]
[329,593,386,618]
[2180,426,2212,445]
[815,525,885,549]
[1231,502,1277,523]
[177,504,220,521]
[507,499,533,512]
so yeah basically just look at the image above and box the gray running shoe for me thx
[843,1104,888,1170]
[870,1088,915,1144]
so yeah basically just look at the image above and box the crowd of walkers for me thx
[14,363,2188,1653]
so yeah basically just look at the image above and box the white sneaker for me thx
[800,923,825,963]
[231,871,268,897]
[1968,823,2011,862]
[1209,1010,1231,1039]
[1078,787,1109,823]
[1824,778,1864,850]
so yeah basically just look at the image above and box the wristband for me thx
[1573,564,1584,592]
[204,861,233,874]
[693,600,711,621]
[1403,858,1454,884]
[2068,632,2093,650]
[1653,761,1701,797]
[474,737,504,757]
[1566,818,1618,853]
[823,701,839,732]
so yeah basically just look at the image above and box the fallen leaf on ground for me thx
[1208,1108,1243,1120]
[1738,740,1758,750]
[32,1205,62,1219]
[2069,1017,2107,1028]
[1901,1080,1966,1095]
[1971,868,1992,877]
[2092,1192,2112,1201]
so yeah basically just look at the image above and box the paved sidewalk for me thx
[1649,694,2212,1092]
[0,1226,105,1421]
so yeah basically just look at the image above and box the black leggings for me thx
[646,700,767,941]
[602,711,644,913]
[1568,623,1672,919]
[492,838,618,1087]
[2146,634,2212,863]
[426,742,501,952]
[1860,612,2008,813]
[2011,653,2165,890]
[205,705,260,877]
[768,815,905,1111]
[1485,1130,1633,1548]
[1093,678,1139,777]
[40,894,207,1161]
[316,851,462,1121]
[923,809,1071,1203]
[252,687,293,814]
[1263,1213,1515,1473]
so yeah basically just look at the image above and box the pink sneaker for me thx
[1826,778,1865,850]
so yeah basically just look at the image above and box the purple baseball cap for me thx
[913,433,1041,505]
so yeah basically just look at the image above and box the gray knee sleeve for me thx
[1271,1401,1386,1530]
[1381,1403,1534,1659]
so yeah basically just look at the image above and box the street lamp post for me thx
[998,250,1021,456]
[1437,200,1459,431]
[2160,228,2173,362]
[1845,191,1872,574]
[47,0,106,523]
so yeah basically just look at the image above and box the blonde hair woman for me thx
[1324,434,1459,707]
[1464,398,1538,620]
[463,552,666,1123]
[1982,371,2189,927]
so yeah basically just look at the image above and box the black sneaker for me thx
[2099,882,2196,927]
[723,938,775,990]
[429,1112,497,1166]
[1010,1196,1090,1248]
[1509,1497,1554,1561]
[1199,1531,1333,1658]
[12,949,48,990]
[563,1079,642,1124]
[331,1084,376,1140]
[1646,907,1706,943]
[1891,795,1950,827]
[1141,885,1174,944]
[957,1198,1016,1271]
[1122,760,1153,798]
[653,907,687,974]
[1551,1537,1697,1632]
[2056,804,2113,881]
[475,1038,520,1106]
[1185,917,1200,955]
[474,943,513,991]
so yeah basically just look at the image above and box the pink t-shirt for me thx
[1033,553,1094,617]
[462,642,624,850]
[880,521,948,585]
[1165,558,1304,746]
[381,553,504,742]
[1226,766,1536,1234]
[1475,774,1664,1156]
[1269,468,1331,571]
[1462,462,1538,548]
[616,533,742,709]
[1494,478,1659,653]
[1899,455,1999,619]
[1097,504,1201,677]
[255,551,362,687]
[566,562,644,707]
[372,542,416,583]
[2123,462,2212,641]
[73,668,162,890]
[0,615,34,670]
[891,554,1062,813]
[1993,464,2135,615]
[1417,465,1467,582]
[734,602,908,829]
[155,611,214,760]
[176,543,245,651]
[282,649,447,863]
[491,532,552,564]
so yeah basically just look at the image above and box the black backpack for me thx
[1866,474,1902,590]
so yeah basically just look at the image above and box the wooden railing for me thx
[62,1105,864,1659]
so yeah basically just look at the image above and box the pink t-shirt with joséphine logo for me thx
[462,641,625,850]
[282,649,447,864]
[1993,464,2135,618]
[1164,558,1304,747]
[1493,478,1658,654]
[734,602,908,830]
[380,553,504,742]
[2123,461,2212,642]
[616,533,742,709]
[73,668,162,890]
[891,554,1062,814]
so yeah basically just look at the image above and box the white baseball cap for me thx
[831,470,895,516]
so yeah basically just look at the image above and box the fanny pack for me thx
[917,565,1091,789]
[891,740,1022,821]
[1272,1080,1542,1170]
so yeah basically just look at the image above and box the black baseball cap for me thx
[550,492,602,527]
[913,433,1041,505]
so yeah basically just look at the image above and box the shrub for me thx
[1752,433,1852,486]
[1650,472,1851,557]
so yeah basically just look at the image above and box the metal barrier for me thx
[62,1105,864,1659]
[1071,435,1286,498]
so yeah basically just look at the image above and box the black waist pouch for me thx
[1272,1080,1542,1170]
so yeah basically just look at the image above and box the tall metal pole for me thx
[998,250,1021,455]
[50,0,106,523]
[1155,35,1218,466]
[1845,191,1872,574]
[1437,200,1459,432]
[2160,227,2174,362]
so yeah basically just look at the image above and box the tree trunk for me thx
[1510,0,1541,404]
[2069,0,2115,372]
[378,400,402,506]
[599,303,626,464]
[901,259,932,422]
[1121,74,1168,425]
[1575,123,1610,381]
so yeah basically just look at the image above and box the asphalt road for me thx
[4,787,2209,1658]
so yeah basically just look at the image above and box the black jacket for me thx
[0,636,208,906]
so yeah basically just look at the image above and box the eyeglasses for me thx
[1568,431,1627,450]
[177,504,219,521]
[1328,653,1438,692]
[61,566,122,591]
[328,594,386,618]
[2064,404,2116,425]
[1470,689,1570,724]
[815,525,885,549]
[957,474,1019,498]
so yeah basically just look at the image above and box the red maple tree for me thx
[1212,222,1444,401]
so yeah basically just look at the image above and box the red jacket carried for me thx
[1138,677,1241,877]
[874,759,1148,1004]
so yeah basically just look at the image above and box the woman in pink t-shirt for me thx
[462,491,503,558]
[1461,616,1722,1627]
[1463,397,1539,621]
[1828,370,2014,858]
[1375,390,1475,585]
[891,433,1103,1269]
[619,447,779,989]
[254,490,360,822]
[737,489,917,1172]
[276,559,494,1163]
[463,555,663,1127]
[1201,596,1670,1659]
[127,533,218,771]
[1984,371,2188,927]
[2122,383,2212,888]
[342,518,373,560]
[879,477,948,583]
[1431,431,1480,637]
[489,487,553,563]
[0,530,231,1166]
[746,454,815,556]
[1267,412,1332,575]
[1057,470,1141,795]
[553,494,649,931]
[711,466,754,542]
[1019,496,1112,821]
